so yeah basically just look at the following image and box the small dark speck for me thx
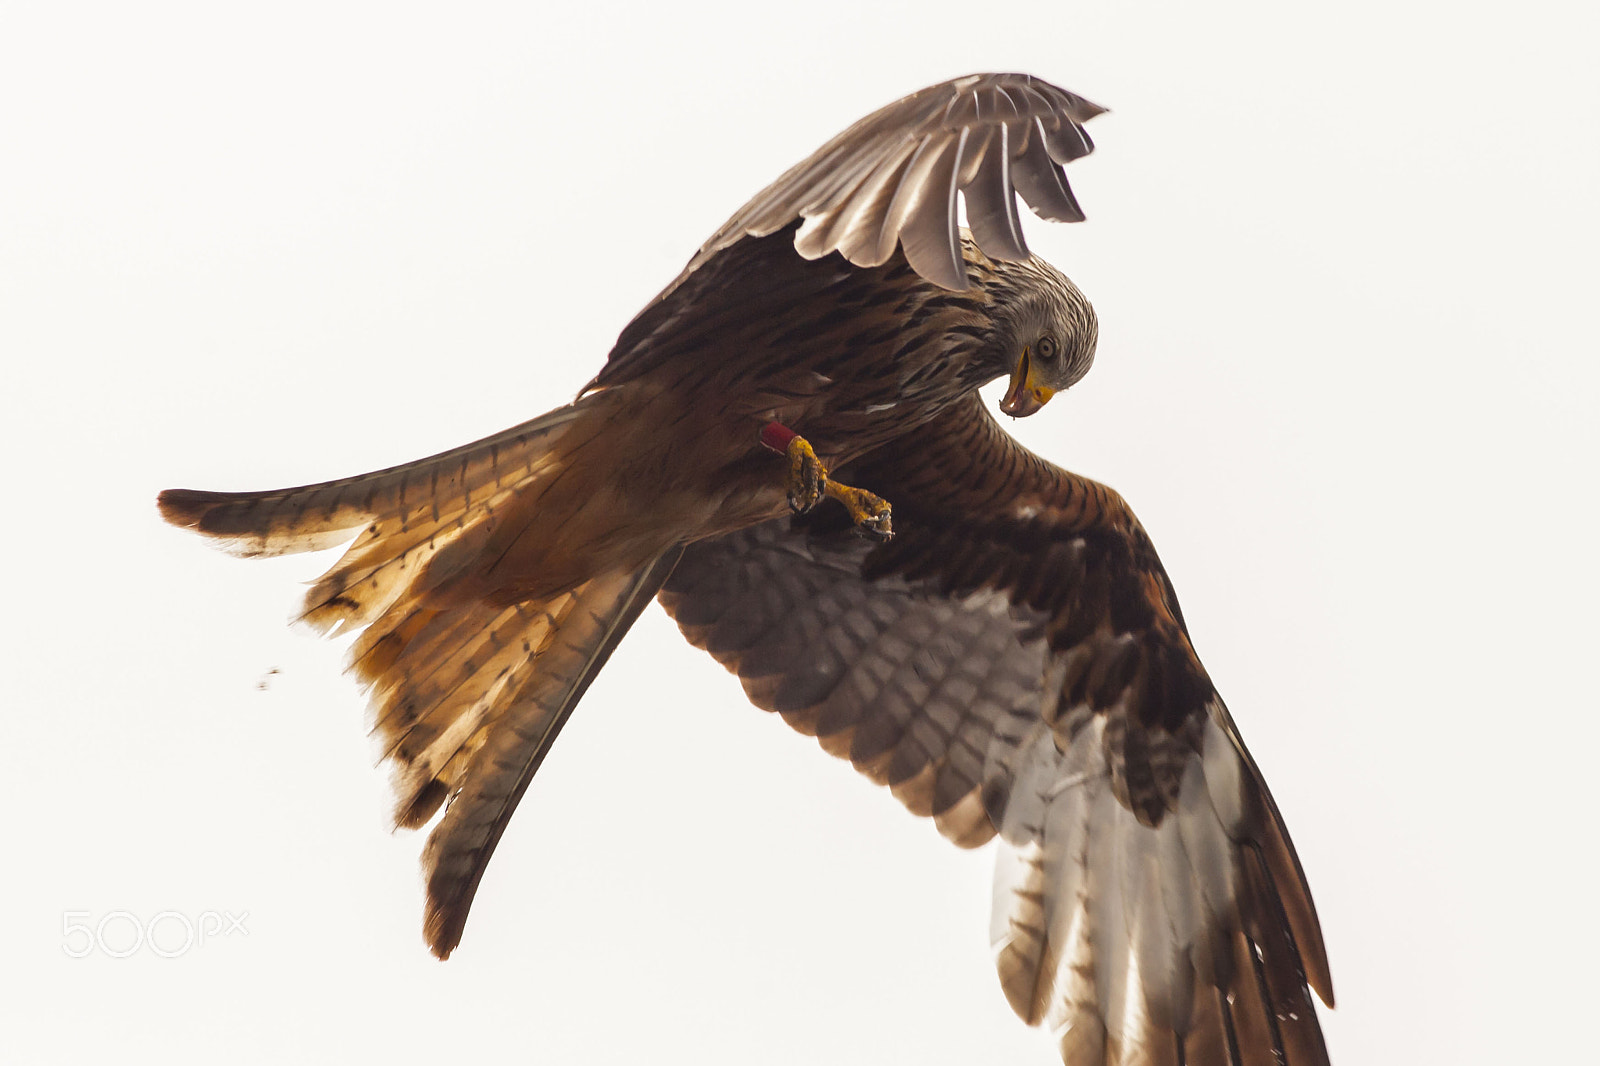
[256,667,282,691]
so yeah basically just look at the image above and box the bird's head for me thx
[992,259,1098,418]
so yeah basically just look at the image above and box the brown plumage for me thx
[159,73,1332,1065]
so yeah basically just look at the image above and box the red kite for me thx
[161,73,1333,1065]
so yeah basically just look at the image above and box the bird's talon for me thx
[856,516,894,542]
[825,483,894,540]
[761,423,894,536]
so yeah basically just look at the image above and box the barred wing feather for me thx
[659,396,1332,1065]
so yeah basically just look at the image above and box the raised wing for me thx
[658,395,1332,1065]
[658,72,1105,296]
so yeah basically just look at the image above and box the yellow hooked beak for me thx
[999,347,1057,418]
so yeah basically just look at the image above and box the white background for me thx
[3,2,1596,1063]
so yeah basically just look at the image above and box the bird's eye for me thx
[1036,335,1058,361]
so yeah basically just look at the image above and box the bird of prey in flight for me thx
[160,73,1334,1066]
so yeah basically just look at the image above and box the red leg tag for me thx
[759,421,798,454]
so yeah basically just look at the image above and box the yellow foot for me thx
[823,480,893,540]
[760,422,893,540]
[783,435,826,514]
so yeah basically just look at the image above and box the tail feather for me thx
[293,447,570,635]
[157,404,581,559]
[368,601,560,817]
[161,405,585,638]
[420,549,683,958]
[158,398,675,957]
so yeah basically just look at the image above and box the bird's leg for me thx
[763,422,826,514]
[759,422,893,539]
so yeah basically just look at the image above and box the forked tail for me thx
[160,401,681,957]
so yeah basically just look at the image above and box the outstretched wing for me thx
[656,72,1105,297]
[658,394,1332,1066]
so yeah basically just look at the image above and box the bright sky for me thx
[3,2,1596,1064]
